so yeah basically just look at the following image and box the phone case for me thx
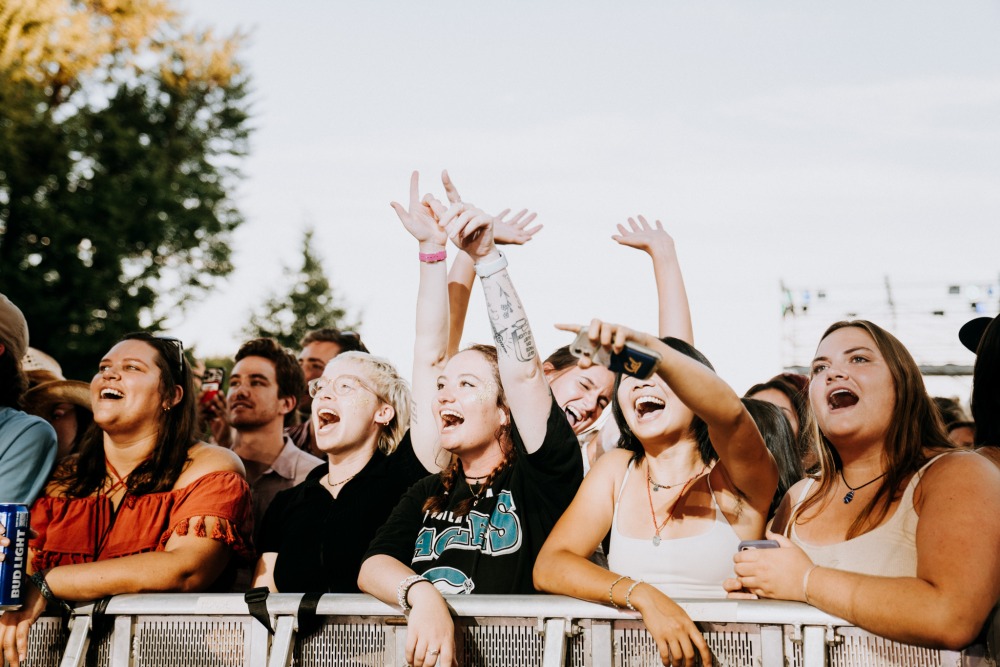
[609,344,661,379]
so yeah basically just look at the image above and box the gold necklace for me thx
[645,463,707,546]
[326,472,357,488]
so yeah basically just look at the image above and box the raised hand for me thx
[391,171,447,248]
[440,203,496,262]
[442,170,540,246]
[493,209,542,245]
[613,215,677,258]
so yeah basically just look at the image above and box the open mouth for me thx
[634,395,666,421]
[439,409,465,431]
[316,408,340,429]
[564,406,583,428]
[100,388,124,400]
[828,389,859,410]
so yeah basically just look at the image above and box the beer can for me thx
[0,502,30,610]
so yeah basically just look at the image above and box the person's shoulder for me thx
[919,448,1000,488]
[588,447,632,475]
[177,442,247,487]
[0,407,56,441]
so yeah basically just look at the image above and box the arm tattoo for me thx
[511,318,536,362]
[483,274,536,362]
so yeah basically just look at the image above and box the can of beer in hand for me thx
[0,502,30,610]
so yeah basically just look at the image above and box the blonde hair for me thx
[335,351,411,454]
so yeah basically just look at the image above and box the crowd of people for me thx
[1,172,999,667]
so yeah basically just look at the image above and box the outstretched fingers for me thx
[442,170,462,204]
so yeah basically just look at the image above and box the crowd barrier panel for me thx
[6,594,994,667]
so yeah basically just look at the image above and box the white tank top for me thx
[607,460,741,599]
[788,453,949,577]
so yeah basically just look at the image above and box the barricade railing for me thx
[6,594,993,667]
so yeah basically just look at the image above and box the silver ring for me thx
[428,649,440,655]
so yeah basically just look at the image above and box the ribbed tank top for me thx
[607,460,741,599]
[787,453,949,577]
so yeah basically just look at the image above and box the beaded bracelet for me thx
[396,574,428,612]
[608,575,628,609]
[624,579,644,611]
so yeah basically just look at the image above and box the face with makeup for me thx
[545,364,614,434]
[809,326,895,449]
[311,357,393,455]
[435,349,508,457]
[616,372,695,445]
[92,339,178,437]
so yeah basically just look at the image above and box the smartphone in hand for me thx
[569,329,661,379]
[200,367,226,406]
[738,539,780,551]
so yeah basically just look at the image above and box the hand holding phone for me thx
[568,328,661,379]
[199,367,226,406]
[738,539,780,551]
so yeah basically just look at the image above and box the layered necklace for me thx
[840,468,887,504]
[645,463,708,546]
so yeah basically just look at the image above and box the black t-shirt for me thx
[257,434,430,593]
[363,395,581,595]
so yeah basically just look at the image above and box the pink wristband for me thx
[419,250,447,263]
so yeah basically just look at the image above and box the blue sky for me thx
[173,1,999,398]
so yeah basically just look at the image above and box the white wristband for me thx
[474,251,507,279]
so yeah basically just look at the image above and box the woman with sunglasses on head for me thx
[0,333,253,667]
[251,351,433,593]
[729,320,1000,650]
[358,173,583,667]
[533,320,778,667]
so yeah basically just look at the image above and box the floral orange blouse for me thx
[29,470,254,574]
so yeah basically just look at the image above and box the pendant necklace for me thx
[646,463,707,546]
[840,468,887,504]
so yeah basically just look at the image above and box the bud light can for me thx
[0,503,30,610]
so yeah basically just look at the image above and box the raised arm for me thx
[391,171,449,473]
[441,172,541,358]
[613,216,693,344]
[563,320,777,513]
[443,203,551,453]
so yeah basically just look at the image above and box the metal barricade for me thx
[4,594,993,667]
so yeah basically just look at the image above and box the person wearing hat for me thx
[960,314,1000,468]
[0,294,58,504]
[21,347,94,460]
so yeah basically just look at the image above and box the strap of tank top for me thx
[899,451,955,506]
[783,477,816,538]
[611,459,634,525]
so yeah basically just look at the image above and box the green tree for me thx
[0,0,249,379]
[244,227,361,350]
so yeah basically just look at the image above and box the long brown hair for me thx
[422,344,515,517]
[794,321,953,539]
[56,333,198,497]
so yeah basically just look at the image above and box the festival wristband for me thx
[474,251,507,279]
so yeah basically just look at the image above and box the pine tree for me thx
[244,228,360,350]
